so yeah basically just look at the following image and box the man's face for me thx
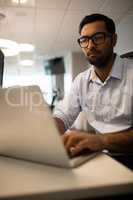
[80,21,116,68]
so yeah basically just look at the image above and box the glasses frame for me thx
[77,32,112,48]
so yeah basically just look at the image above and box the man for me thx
[53,13,133,157]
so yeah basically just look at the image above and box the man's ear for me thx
[112,33,117,47]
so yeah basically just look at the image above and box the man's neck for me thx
[94,54,116,83]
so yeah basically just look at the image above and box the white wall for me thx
[71,52,89,80]
[63,51,89,96]
[115,12,133,55]
[64,52,73,96]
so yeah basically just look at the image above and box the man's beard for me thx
[86,50,113,69]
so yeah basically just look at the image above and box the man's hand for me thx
[62,130,104,157]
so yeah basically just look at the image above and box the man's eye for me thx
[80,38,87,43]
[94,35,104,41]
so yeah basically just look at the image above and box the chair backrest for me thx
[0,49,4,87]
[121,51,133,59]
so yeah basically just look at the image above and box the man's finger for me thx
[70,141,85,156]
[65,136,76,150]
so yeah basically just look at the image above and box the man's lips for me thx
[88,54,97,58]
[87,51,98,57]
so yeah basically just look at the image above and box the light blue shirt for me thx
[53,55,133,133]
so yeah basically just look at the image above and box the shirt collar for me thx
[89,67,97,81]
[110,54,123,80]
[89,54,123,82]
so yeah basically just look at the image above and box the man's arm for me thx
[101,128,133,153]
[62,128,133,156]
[54,117,66,135]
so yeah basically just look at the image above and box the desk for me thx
[0,153,133,200]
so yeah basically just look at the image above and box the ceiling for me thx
[0,0,133,58]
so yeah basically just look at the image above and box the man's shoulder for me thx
[120,57,133,81]
[122,57,133,70]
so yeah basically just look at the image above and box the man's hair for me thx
[79,13,116,34]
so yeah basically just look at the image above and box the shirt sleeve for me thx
[53,75,82,130]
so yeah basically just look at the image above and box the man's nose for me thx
[86,39,95,49]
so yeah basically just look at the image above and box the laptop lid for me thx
[0,85,96,168]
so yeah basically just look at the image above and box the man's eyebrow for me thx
[81,32,107,37]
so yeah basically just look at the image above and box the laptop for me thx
[0,85,97,168]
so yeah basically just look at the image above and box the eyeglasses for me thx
[77,32,112,48]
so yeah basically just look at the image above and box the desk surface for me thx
[0,153,133,200]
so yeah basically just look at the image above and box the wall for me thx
[63,52,73,96]
[71,52,89,80]
[63,51,89,96]
[115,12,133,55]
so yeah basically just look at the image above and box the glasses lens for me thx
[92,33,105,45]
[78,36,89,48]
[78,32,110,48]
